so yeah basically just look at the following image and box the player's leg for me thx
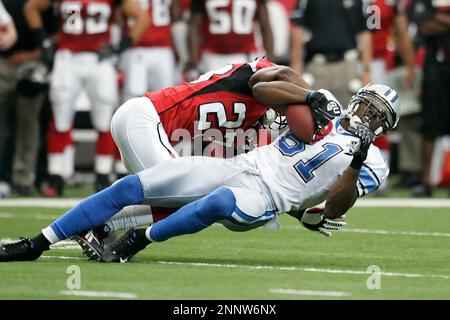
[110,96,178,173]
[147,47,177,90]
[75,96,179,258]
[102,171,275,262]
[43,50,81,197]
[200,52,248,72]
[0,156,241,261]
[85,58,118,191]
[0,174,145,262]
[121,48,149,101]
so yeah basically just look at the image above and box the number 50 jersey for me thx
[240,117,390,214]
[145,59,274,142]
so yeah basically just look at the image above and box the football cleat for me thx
[100,229,150,263]
[73,225,112,261]
[0,238,44,262]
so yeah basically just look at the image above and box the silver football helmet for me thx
[346,84,400,136]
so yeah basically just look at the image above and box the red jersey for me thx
[56,0,120,52]
[145,59,274,141]
[372,0,407,59]
[191,0,264,54]
[126,0,172,48]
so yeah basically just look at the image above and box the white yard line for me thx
[59,290,137,299]
[284,226,450,238]
[152,261,450,280]
[41,255,85,260]
[269,288,350,297]
[1,198,450,208]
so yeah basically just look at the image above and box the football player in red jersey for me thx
[24,0,149,196]
[185,0,274,80]
[120,0,185,100]
[72,59,341,260]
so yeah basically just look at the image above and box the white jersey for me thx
[240,117,389,214]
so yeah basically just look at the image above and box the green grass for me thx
[0,206,449,300]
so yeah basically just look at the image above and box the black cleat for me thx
[0,238,44,262]
[73,225,115,261]
[73,230,105,261]
[101,229,150,263]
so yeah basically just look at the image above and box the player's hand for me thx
[298,207,346,237]
[306,91,341,131]
[98,43,117,61]
[348,122,375,169]
[182,62,200,82]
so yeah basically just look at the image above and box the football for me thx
[284,103,316,142]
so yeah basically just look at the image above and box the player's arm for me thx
[251,80,311,111]
[393,14,416,87]
[187,4,204,68]
[24,0,55,66]
[121,0,150,45]
[256,1,274,61]
[170,0,188,64]
[248,65,311,89]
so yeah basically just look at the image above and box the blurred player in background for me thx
[24,0,149,196]
[411,0,450,197]
[185,0,274,80]
[290,0,373,104]
[120,0,185,100]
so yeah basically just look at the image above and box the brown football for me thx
[284,104,315,142]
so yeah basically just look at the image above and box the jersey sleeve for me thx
[357,145,389,197]
[247,58,276,72]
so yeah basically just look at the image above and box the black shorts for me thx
[421,61,450,139]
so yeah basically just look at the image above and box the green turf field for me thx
[0,204,449,300]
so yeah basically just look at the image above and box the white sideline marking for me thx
[285,226,450,238]
[0,246,450,280]
[1,198,450,208]
[153,261,450,280]
[59,290,137,299]
[270,288,350,297]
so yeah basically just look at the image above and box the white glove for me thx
[299,207,347,237]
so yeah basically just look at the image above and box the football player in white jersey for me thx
[0,84,399,263]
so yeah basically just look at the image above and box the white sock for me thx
[42,226,60,244]
[145,226,154,242]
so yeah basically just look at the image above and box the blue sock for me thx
[150,187,236,242]
[50,175,144,240]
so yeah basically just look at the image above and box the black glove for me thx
[98,36,133,61]
[348,122,375,169]
[306,91,341,130]
[32,28,56,69]
[298,207,346,237]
